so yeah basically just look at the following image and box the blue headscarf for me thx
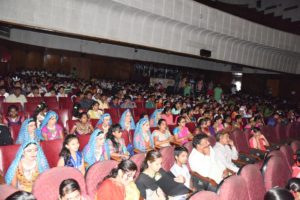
[36,110,59,140]
[96,113,112,126]
[16,118,40,144]
[119,109,136,130]
[5,140,49,185]
[82,129,109,167]
[133,117,154,152]
[150,109,163,127]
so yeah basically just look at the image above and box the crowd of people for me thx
[0,70,300,200]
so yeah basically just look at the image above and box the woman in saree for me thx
[96,113,112,135]
[149,109,163,128]
[38,110,63,141]
[133,117,154,153]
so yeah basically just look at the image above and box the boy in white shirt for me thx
[170,146,191,189]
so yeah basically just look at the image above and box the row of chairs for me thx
[1,141,298,200]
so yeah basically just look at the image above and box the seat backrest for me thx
[145,108,155,116]
[40,139,63,168]
[218,175,250,200]
[43,96,58,103]
[159,146,175,171]
[208,136,216,147]
[85,160,118,198]
[26,97,43,103]
[189,191,219,200]
[77,134,91,151]
[186,122,196,133]
[66,119,78,133]
[10,124,21,143]
[121,130,130,147]
[168,124,177,134]
[184,141,193,154]
[90,119,98,128]
[263,155,291,190]
[0,184,18,200]
[0,144,20,174]
[57,109,69,129]
[47,101,60,110]
[104,108,119,124]
[130,153,146,179]
[58,97,73,109]
[239,164,266,200]
[231,129,250,154]
[33,167,86,200]
[280,145,294,169]
[24,102,40,114]
[2,102,23,114]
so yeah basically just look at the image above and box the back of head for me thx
[6,191,36,200]
[264,188,294,200]
[192,133,208,148]
[59,178,81,199]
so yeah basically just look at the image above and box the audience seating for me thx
[239,164,266,200]
[77,134,90,151]
[0,184,18,200]
[262,154,291,190]
[33,167,87,200]
[24,102,40,114]
[145,108,155,116]
[184,141,193,153]
[26,97,43,103]
[85,160,118,198]
[279,145,294,170]
[217,175,250,200]
[90,119,99,128]
[43,96,58,103]
[9,125,21,143]
[186,122,196,133]
[56,109,69,130]
[291,140,300,153]
[0,144,20,174]
[66,119,78,133]
[47,101,60,110]
[159,146,175,171]
[40,139,63,168]
[121,130,131,147]
[58,97,73,110]
[104,108,119,124]
[130,153,146,179]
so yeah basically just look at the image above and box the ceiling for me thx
[194,0,300,35]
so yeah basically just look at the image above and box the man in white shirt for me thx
[189,134,227,188]
[214,131,239,173]
[5,87,27,107]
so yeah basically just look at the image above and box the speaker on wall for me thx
[200,49,211,58]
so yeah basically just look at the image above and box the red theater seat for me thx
[184,141,193,154]
[0,184,18,200]
[160,146,175,171]
[10,125,21,143]
[24,102,40,114]
[239,164,266,200]
[186,122,196,133]
[218,175,250,200]
[77,134,91,151]
[130,153,146,179]
[0,144,20,174]
[43,96,58,103]
[47,101,59,110]
[104,108,119,124]
[57,109,69,129]
[33,167,87,200]
[85,160,118,198]
[40,139,63,168]
[26,97,43,103]
[66,119,78,133]
[58,97,73,110]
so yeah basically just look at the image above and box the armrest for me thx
[239,152,261,161]
[171,141,182,146]
[111,155,122,162]
[190,171,218,187]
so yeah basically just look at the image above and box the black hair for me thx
[6,191,36,200]
[180,109,187,116]
[7,105,19,114]
[286,178,300,193]
[72,103,81,118]
[59,135,79,164]
[162,106,171,114]
[177,116,185,125]
[214,115,222,122]
[192,133,208,148]
[252,127,261,133]
[59,178,81,198]
[105,159,137,179]
[174,146,188,158]
[89,101,99,110]
[141,150,162,172]
[33,102,48,119]
[140,113,148,120]
[198,118,206,126]
[79,112,88,119]
[157,119,166,126]
[264,187,294,200]
[107,124,122,151]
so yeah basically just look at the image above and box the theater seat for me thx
[184,141,193,154]
[280,145,294,170]
[56,109,69,130]
[121,130,131,147]
[0,184,18,200]
[160,146,175,171]
[47,101,59,110]
[104,108,119,124]
[239,164,266,200]
[40,139,63,168]
[189,191,219,200]
[43,96,58,103]
[130,153,146,179]
[291,140,300,154]
[262,155,291,190]
[77,134,91,151]
[33,167,87,200]
[85,160,118,198]
[9,125,21,143]
[66,119,78,133]
[186,122,196,133]
[24,102,40,114]
[0,144,20,174]
[26,97,43,103]
[217,175,250,200]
